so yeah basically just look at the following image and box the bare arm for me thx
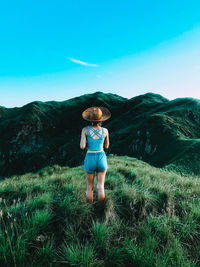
[104,128,109,149]
[80,127,87,150]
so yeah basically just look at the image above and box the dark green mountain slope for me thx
[0,91,200,178]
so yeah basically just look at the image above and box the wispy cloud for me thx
[68,57,99,67]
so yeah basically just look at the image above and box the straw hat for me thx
[82,106,111,122]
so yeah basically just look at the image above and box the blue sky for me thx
[0,0,200,107]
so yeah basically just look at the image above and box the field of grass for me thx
[0,155,200,266]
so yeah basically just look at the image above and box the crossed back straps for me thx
[88,126,103,139]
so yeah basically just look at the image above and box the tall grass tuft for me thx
[56,241,104,267]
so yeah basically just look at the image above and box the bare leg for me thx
[85,171,95,203]
[96,170,106,203]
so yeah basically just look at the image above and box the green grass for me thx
[0,155,199,266]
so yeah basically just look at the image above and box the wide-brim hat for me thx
[82,106,111,122]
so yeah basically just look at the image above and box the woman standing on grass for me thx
[80,106,111,204]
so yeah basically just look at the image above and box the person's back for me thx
[86,126,105,151]
[80,106,111,204]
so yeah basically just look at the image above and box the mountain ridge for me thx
[0,91,200,179]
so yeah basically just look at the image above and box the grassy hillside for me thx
[1,91,200,178]
[0,156,199,266]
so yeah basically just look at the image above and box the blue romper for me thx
[83,126,108,173]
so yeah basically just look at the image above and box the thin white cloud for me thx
[68,57,99,67]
